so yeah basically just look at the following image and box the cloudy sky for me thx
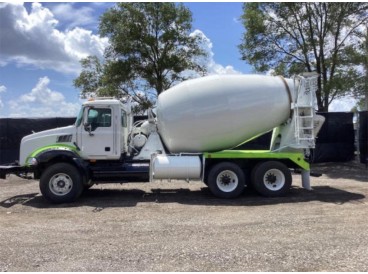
[0,2,355,117]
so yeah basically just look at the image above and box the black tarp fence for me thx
[0,112,366,165]
[0,118,75,164]
[311,112,355,163]
[359,111,368,164]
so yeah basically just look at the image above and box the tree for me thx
[74,3,207,113]
[239,3,368,111]
[346,27,368,111]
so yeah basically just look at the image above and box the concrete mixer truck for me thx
[0,73,324,203]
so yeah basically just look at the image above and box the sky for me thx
[0,2,356,118]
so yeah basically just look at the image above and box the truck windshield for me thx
[75,107,84,127]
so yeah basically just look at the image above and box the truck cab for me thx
[76,99,130,160]
[18,99,132,166]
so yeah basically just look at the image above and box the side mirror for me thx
[84,122,94,136]
[83,107,94,136]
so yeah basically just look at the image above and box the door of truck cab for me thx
[78,106,117,159]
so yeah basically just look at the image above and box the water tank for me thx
[157,74,293,153]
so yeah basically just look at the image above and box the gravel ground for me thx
[0,161,367,271]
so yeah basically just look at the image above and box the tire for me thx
[40,163,83,203]
[207,162,245,198]
[83,178,94,191]
[251,161,292,197]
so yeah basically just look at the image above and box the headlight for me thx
[27,157,38,166]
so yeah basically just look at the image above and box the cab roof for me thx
[82,99,123,106]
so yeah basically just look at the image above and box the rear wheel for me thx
[251,161,292,197]
[40,163,83,203]
[207,162,245,198]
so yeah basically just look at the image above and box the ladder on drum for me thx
[293,74,318,148]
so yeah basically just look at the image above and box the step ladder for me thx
[293,74,318,148]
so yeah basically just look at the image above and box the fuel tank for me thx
[156,74,293,153]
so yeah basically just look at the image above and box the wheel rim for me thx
[216,170,238,193]
[49,173,73,196]
[263,169,285,191]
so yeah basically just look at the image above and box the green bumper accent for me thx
[25,144,79,166]
[204,150,310,170]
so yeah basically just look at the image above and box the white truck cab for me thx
[76,99,130,160]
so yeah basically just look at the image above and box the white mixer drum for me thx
[157,74,293,153]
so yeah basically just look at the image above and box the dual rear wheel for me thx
[251,161,292,197]
[207,161,292,198]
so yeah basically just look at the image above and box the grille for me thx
[57,134,72,143]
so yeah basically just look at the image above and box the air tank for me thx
[157,74,294,153]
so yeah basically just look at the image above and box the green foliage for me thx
[73,56,104,97]
[239,3,368,111]
[343,28,368,111]
[74,3,207,113]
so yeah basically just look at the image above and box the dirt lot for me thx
[0,161,367,271]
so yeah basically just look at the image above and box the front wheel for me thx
[251,161,292,197]
[83,179,94,191]
[40,163,83,203]
[207,162,245,198]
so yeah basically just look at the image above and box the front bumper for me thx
[0,164,35,179]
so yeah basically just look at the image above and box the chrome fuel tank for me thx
[157,75,293,153]
[151,155,201,180]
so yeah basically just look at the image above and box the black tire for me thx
[207,162,245,198]
[251,161,292,197]
[83,178,94,191]
[40,163,83,203]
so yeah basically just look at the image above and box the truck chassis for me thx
[1,149,312,203]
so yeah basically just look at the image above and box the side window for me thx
[121,110,127,128]
[87,108,111,131]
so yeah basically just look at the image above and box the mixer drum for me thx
[156,74,293,153]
